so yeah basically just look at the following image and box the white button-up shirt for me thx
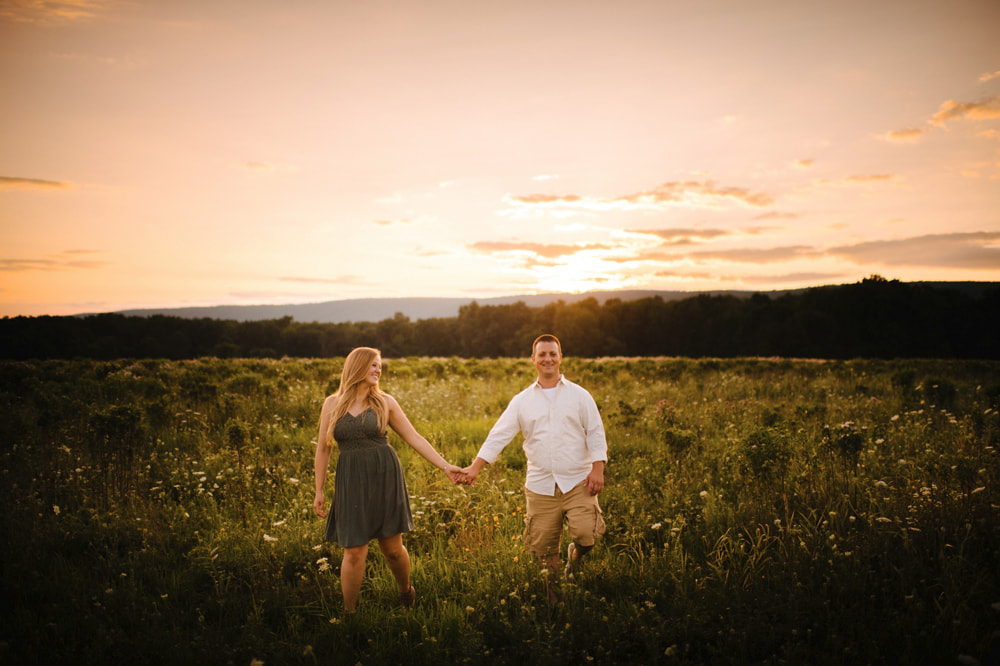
[476,375,608,496]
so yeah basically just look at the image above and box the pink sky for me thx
[1,0,998,317]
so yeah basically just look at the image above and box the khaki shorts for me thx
[523,482,606,558]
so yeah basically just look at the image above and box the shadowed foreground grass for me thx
[1,356,999,664]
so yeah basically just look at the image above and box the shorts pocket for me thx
[594,505,606,538]
[522,514,533,544]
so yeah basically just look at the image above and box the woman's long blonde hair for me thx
[325,347,389,446]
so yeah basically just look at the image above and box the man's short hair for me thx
[532,334,562,356]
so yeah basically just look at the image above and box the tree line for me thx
[2,277,998,360]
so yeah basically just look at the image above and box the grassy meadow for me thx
[1,356,999,665]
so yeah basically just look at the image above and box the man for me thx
[462,334,608,605]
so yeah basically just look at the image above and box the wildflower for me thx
[53,505,60,515]
[972,487,986,495]
[465,606,475,613]
[263,534,278,542]
[876,517,892,524]
[272,519,286,527]
[289,478,299,484]
[891,414,899,421]
[699,490,708,498]
[651,523,662,530]
[875,480,887,488]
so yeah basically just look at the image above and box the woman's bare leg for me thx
[377,533,411,594]
[341,544,368,612]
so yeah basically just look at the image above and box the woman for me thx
[313,347,462,612]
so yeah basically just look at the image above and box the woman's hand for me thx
[444,464,467,485]
[313,491,327,518]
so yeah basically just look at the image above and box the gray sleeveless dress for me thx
[323,408,414,547]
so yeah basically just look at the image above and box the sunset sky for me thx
[2,0,999,318]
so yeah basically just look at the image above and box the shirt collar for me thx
[533,374,565,389]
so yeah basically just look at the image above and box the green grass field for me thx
[2,356,998,665]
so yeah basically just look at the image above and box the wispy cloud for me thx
[828,232,1000,269]
[1,250,108,272]
[51,51,143,69]
[688,246,818,264]
[0,176,72,191]
[752,211,797,221]
[929,97,1000,128]
[0,0,109,23]
[617,181,774,208]
[626,228,731,244]
[507,194,582,205]
[373,218,411,226]
[793,159,815,169]
[502,179,775,216]
[737,272,849,284]
[468,241,612,258]
[279,275,370,285]
[816,174,901,187]
[880,127,926,143]
[978,70,1000,83]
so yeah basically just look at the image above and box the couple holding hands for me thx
[313,335,608,611]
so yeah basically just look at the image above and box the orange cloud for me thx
[1,250,108,272]
[929,97,1000,127]
[0,176,72,191]
[828,232,1000,269]
[469,241,611,258]
[687,246,818,263]
[816,174,901,187]
[502,179,775,215]
[279,275,369,285]
[627,228,730,242]
[881,127,926,143]
[0,0,107,23]
[737,272,848,284]
[617,180,773,208]
[978,71,1000,83]
[507,194,582,205]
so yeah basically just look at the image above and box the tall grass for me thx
[1,357,998,664]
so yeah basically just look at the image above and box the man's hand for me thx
[584,463,605,495]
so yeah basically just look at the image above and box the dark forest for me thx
[3,277,998,360]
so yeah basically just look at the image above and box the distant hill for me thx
[84,282,996,324]
[93,289,758,323]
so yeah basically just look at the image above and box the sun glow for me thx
[532,256,632,294]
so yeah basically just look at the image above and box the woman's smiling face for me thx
[364,356,382,387]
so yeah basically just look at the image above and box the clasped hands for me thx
[443,464,478,486]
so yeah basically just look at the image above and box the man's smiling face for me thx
[532,340,562,386]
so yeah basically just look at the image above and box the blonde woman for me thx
[313,347,463,612]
